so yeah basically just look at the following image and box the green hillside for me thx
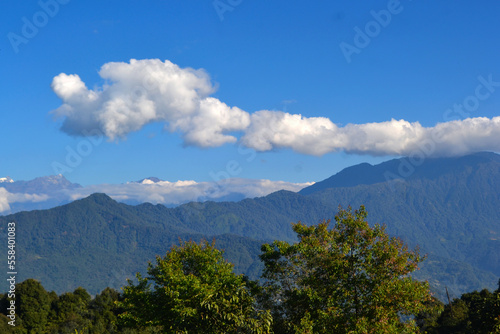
[0,153,498,300]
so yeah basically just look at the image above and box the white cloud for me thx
[51,59,250,147]
[0,187,50,213]
[422,117,500,157]
[240,110,340,155]
[0,188,10,212]
[1,178,312,214]
[51,59,500,157]
[0,178,314,213]
[242,114,500,157]
[66,179,313,206]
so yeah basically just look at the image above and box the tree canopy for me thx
[259,206,434,333]
[417,283,500,333]
[117,240,272,333]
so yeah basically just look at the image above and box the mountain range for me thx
[0,175,311,214]
[0,152,499,302]
[0,174,82,213]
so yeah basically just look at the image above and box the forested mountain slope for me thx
[0,152,498,300]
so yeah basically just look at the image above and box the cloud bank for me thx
[52,59,500,157]
[0,187,49,213]
[0,179,312,213]
[67,178,313,206]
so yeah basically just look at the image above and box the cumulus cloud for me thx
[241,114,500,157]
[51,59,249,147]
[240,110,340,155]
[0,187,50,213]
[51,59,500,157]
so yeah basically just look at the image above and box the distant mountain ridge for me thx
[0,174,81,193]
[0,152,499,301]
[1,174,310,214]
[300,151,500,194]
[0,175,82,213]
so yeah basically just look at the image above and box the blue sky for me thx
[1,0,500,189]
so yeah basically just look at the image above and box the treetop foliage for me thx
[117,240,272,334]
[260,205,434,333]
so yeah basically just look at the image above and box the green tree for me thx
[434,298,470,333]
[259,206,434,333]
[430,284,500,333]
[16,279,51,333]
[87,287,121,333]
[0,313,16,333]
[461,289,499,333]
[415,296,444,333]
[117,240,272,333]
[49,287,92,333]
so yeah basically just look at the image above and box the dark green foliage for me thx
[458,290,496,332]
[118,240,272,333]
[415,297,445,333]
[87,287,121,333]
[16,279,51,333]
[50,287,92,332]
[0,314,15,333]
[437,288,500,333]
[0,279,163,333]
[417,282,500,333]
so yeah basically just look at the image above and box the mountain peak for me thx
[0,176,14,183]
[300,152,500,195]
[28,175,82,189]
[77,193,117,206]
[0,174,82,194]
[299,162,385,195]
[136,177,163,184]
